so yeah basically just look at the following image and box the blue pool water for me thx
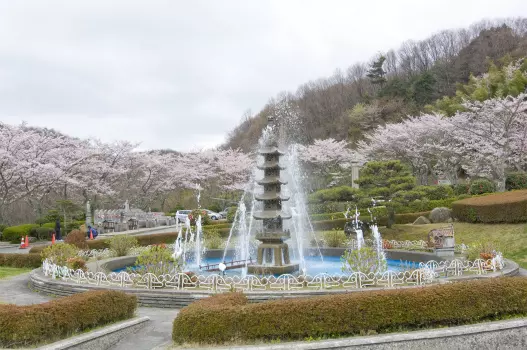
[113,255,419,275]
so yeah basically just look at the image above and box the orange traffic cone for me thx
[89,230,94,240]
[25,235,29,248]
[19,237,26,249]
[51,233,55,245]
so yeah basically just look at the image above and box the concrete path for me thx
[518,268,527,276]
[0,272,53,305]
[0,272,177,349]
[113,308,178,350]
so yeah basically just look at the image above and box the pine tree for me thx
[366,55,387,87]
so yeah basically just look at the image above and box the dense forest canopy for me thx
[224,18,527,152]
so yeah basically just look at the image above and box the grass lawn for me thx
[380,223,527,268]
[0,266,32,279]
[314,222,527,268]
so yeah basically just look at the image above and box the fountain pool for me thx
[112,254,419,276]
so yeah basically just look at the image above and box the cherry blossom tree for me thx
[359,94,527,190]
[449,93,527,191]
[297,138,360,173]
[0,123,98,221]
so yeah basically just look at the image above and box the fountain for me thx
[247,116,299,275]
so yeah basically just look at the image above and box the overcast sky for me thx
[0,1,525,151]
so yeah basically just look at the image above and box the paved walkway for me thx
[0,272,53,305]
[0,272,176,349]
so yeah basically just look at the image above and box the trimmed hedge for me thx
[173,277,527,344]
[1,224,39,243]
[308,186,359,203]
[452,190,527,223]
[0,253,42,268]
[311,211,432,231]
[203,220,229,227]
[394,211,432,224]
[0,290,136,347]
[469,178,496,195]
[506,172,527,190]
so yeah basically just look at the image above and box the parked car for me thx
[219,209,229,218]
[204,209,222,220]
[175,210,191,223]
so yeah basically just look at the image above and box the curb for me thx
[37,316,150,350]
[185,318,527,350]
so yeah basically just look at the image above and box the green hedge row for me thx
[1,224,39,243]
[202,220,229,227]
[452,190,527,223]
[0,253,42,268]
[172,277,527,344]
[311,211,432,231]
[0,290,136,347]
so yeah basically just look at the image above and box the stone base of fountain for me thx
[247,263,300,275]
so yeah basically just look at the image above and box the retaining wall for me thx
[196,318,527,350]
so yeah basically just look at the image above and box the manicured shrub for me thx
[86,239,111,250]
[66,257,87,271]
[394,189,426,202]
[469,178,496,195]
[312,218,348,231]
[109,235,138,256]
[1,224,39,243]
[308,186,359,203]
[415,185,454,200]
[226,206,237,223]
[394,211,432,224]
[341,246,386,274]
[64,229,88,249]
[204,228,223,250]
[506,172,527,190]
[452,190,527,223]
[135,245,182,274]
[202,220,229,227]
[429,207,452,223]
[42,220,84,233]
[308,201,346,214]
[41,243,79,266]
[173,278,527,344]
[136,232,179,246]
[310,212,346,221]
[322,230,347,247]
[0,253,42,268]
[0,290,136,347]
[190,209,211,226]
[33,227,54,240]
[453,183,470,195]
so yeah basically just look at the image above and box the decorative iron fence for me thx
[41,256,504,292]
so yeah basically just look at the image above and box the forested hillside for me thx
[224,18,527,151]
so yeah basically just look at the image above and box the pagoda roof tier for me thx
[255,192,290,201]
[255,232,291,241]
[257,176,288,185]
[258,147,284,155]
[253,210,292,220]
[257,161,285,170]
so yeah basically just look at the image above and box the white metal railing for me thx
[41,256,504,292]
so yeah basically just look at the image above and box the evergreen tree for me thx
[354,160,416,199]
[366,55,387,87]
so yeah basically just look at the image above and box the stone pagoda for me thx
[247,117,299,275]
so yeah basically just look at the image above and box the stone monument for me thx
[247,116,299,275]
[428,224,455,257]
